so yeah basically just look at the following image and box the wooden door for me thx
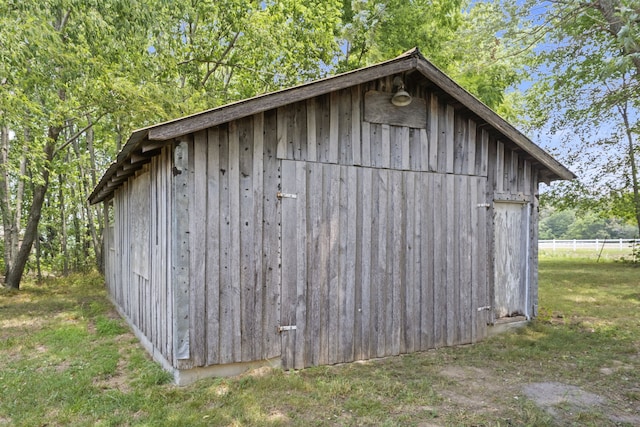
[280,159,494,368]
[279,160,355,370]
[493,202,529,319]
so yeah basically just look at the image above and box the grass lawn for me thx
[1,257,639,426]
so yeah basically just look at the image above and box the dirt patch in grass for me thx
[93,358,131,393]
[523,382,640,426]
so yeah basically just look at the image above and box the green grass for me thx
[1,260,639,426]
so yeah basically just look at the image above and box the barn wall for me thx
[105,146,175,365]
[118,77,543,371]
[280,161,489,369]
[174,113,282,370]
[275,83,490,177]
[172,79,543,370]
[275,82,498,369]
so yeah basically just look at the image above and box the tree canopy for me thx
[2,0,639,287]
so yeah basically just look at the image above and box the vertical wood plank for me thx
[510,150,519,192]
[361,121,371,166]
[351,86,362,165]
[428,94,439,172]
[190,131,207,366]
[329,91,340,163]
[467,120,477,176]
[206,127,220,365]
[459,176,472,344]
[306,99,317,162]
[239,119,256,362]
[403,172,416,353]
[523,160,531,195]
[218,126,233,364]
[374,169,387,357]
[317,94,331,163]
[261,111,281,359]
[445,173,456,346]
[381,124,391,168]
[530,173,539,318]
[479,129,489,176]
[295,102,308,161]
[229,121,242,362]
[432,173,445,348]
[391,170,403,356]
[252,113,264,362]
[446,105,455,173]
[339,89,352,165]
[453,115,466,175]
[327,163,341,364]
[334,166,350,362]
[409,129,419,171]
[469,177,479,343]
[276,107,287,159]
[389,127,400,169]
[294,161,307,369]
[279,160,297,369]
[371,124,382,168]
[172,138,191,361]
[419,128,429,172]
[496,141,504,193]
[360,167,372,360]
[165,147,174,362]
[420,173,434,350]
[345,166,357,362]
[306,162,323,365]
[400,127,410,170]
[318,163,330,365]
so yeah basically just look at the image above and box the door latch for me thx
[277,192,297,200]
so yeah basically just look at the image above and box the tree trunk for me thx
[4,128,58,289]
[59,172,68,276]
[73,125,103,272]
[0,125,13,276]
[620,105,640,237]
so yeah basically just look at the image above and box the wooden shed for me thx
[90,48,574,385]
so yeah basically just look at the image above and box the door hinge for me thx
[277,192,297,200]
[477,305,491,312]
[278,325,297,333]
[477,203,491,208]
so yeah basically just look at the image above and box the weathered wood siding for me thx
[105,146,175,364]
[280,161,489,369]
[105,76,544,372]
[172,113,282,370]
[275,83,490,177]
[488,129,540,322]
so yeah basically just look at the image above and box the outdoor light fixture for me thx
[391,76,412,107]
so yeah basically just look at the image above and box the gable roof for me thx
[89,48,574,204]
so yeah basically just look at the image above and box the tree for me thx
[339,0,535,112]
[524,0,640,236]
[0,0,345,289]
[0,0,164,289]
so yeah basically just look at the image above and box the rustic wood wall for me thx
[104,77,543,372]
[280,161,489,369]
[172,113,282,369]
[106,147,175,365]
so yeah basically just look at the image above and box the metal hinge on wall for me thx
[278,325,297,333]
[476,203,491,208]
[277,192,297,200]
[477,306,491,312]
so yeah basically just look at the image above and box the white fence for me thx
[539,239,637,251]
